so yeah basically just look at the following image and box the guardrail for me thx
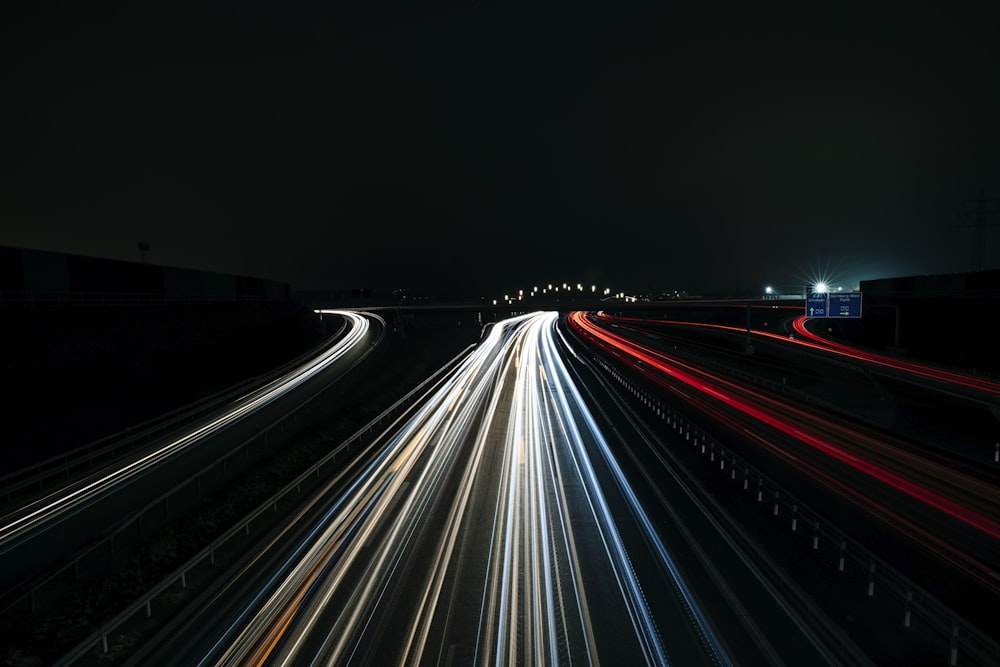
[54,340,476,665]
[0,317,349,506]
[591,353,1000,667]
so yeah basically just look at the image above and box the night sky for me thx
[2,1,998,298]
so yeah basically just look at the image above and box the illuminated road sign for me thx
[828,291,862,318]
[806,292,827,318]
[805,292,863,318]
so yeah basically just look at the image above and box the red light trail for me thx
[567,311,1000,596]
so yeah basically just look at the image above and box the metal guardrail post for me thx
[579,341,1000,667]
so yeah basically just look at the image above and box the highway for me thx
[0,310,380,592]
[126,312,744,666]
[30,304,994,665]
[789,314,1000,396]
[594,307,1000,401]
[567,310,1000,658]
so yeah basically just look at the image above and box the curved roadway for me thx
[0,310,380,592]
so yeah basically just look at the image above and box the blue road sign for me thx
[806,292,863,318]
[806,292,827,318]
[828,291,862,318]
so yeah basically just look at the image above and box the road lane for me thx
[127,312,731,667]
[1,310,378,591]
[567,309,1000,652]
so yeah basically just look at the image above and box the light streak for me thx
[568,311,1000,596]
[0,311,375,555]
[203,312,730,666]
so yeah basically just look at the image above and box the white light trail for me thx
[207,312,730,667]
[0,311,375,554]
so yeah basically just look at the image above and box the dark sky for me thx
[2,1,998,297]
